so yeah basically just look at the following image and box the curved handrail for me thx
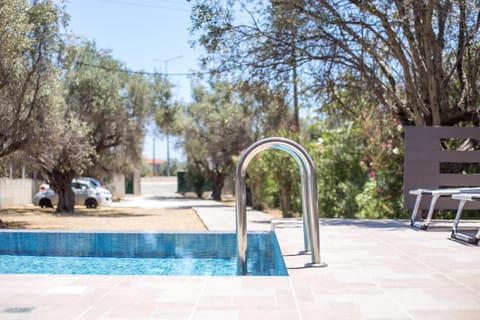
[235,137,326,275]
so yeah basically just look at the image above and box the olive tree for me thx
[34,109,93,213]
[65,42,151,181]
[180,81,253,200]
[0,0,65,158]
[35,41,153,213]
[178,78,293,201]
[190,0,480,126]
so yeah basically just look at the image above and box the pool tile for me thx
[0,231,285,276]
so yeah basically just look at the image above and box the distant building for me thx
[146,158,165,176]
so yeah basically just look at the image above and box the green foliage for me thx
[313,122,367,218]
[355,178,403,219]
[30,39,157,212]
[158,159,181,176]
[246,130,306,217]
[152,74,180,135]
[247,148,301,217]
[242,110,403,220]
[309,87,406,219]
[353,105,405,219]
[189,0,410,218]
[139,158,152,177]
[178,79,295,203]
[64,41,152,182]
[0,2,165,212]
[34,109,94,213]
[180,81,254,200]
[0,0,66,158]
[191,0,480,126]
[233,93,405,220]
[245,155,279,211]
[185,164,207,198]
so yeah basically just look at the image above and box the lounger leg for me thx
[475,229,480,242]
[451,200,478,245]
[451,199,467,237]
[422,194,441,230]
[410,193,423,226]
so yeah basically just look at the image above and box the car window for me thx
[72,182,88,190]
[75,178,99,189]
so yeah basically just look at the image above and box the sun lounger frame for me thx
[451,193,480,245]
[409,188,480,230]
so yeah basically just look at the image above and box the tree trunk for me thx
[48,171,75,213]
[279,184,293,218]
[56,182,75,213]
[211,172,225,201]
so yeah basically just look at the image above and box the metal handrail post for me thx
[235,137,327,275]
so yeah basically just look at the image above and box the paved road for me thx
[140,176,180,198]
[111,176,222,209]
[111,176,273,230]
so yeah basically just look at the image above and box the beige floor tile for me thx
[191,309,239,320]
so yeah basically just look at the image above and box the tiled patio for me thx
[1,207,479,319]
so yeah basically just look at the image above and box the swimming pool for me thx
[0,231,287,276]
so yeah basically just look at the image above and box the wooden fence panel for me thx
[404,126,480,209]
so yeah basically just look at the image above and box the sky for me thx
[63,0,200,162]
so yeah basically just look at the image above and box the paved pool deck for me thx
[1,205,479,319]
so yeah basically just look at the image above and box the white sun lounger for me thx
[409,187,480,230]
[451,193,480,245]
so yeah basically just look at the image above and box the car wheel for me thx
[85,198,98,209]
[39,198,53,208]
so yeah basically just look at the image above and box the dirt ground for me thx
[0,206,207,231]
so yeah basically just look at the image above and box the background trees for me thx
[174,78,295,203]
[63,42,151,183]
[291,0,480,126]
[0,0,65,158]
[0,1,166,213]
[189,0,480,217]
[0,0,90,213]
[151,73,179,177]
[2,0,478,217]
[179,81,253,200]
[35,41,153,213]
[191,0,480,126]
[33,110,93,213]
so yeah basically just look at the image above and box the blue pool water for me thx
[0,231,287,276]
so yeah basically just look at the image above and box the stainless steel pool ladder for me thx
[235,137,327,275]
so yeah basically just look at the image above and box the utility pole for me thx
[292,27,299,132]
[164,55,182,176]
[152,135,156,175]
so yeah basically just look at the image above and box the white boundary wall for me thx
[0,178,33,208]
[109,174,126,199]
